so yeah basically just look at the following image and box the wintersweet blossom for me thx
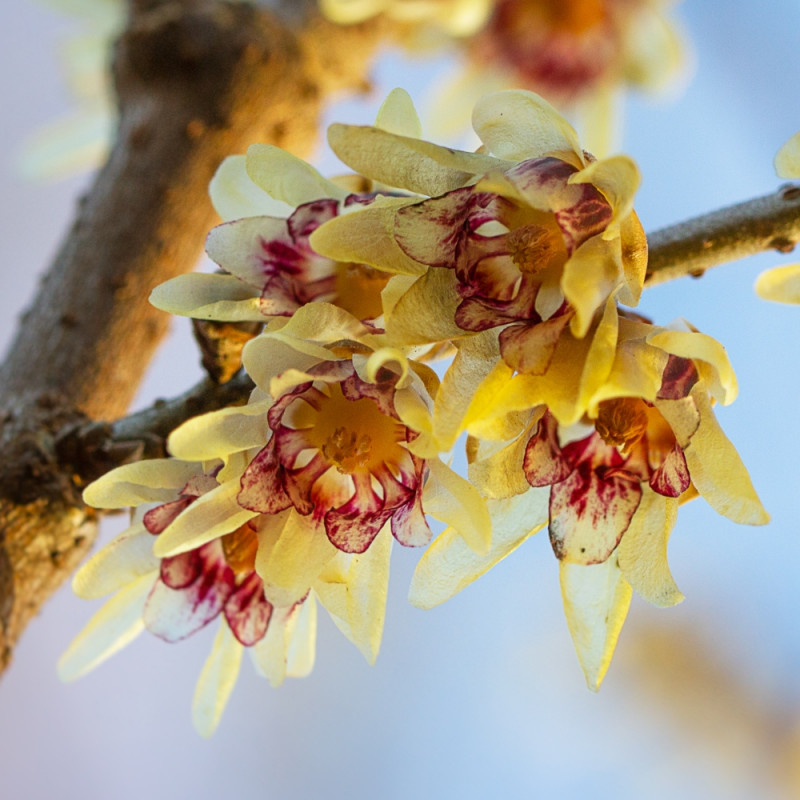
[311,90,646,382]
[63,456,391,736]
[409,311,768,688]
[755,131,800,304]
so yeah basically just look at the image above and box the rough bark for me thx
[0,0,383,674]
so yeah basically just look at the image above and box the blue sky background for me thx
[2,2,800,798]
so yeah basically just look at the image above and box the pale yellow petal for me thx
[149,273,264,321]
[409,488,548,608]
[774,131,800,179]
[256,511,338,607]
[286,594,318,677]
[472,90,583,162]
[153,479,259,557]
[309,196,428,276]
[83,459,202,509]
[192,622,243,738]
[375,88,422,138]
[425,458,492,554]
[754,264,800,304]
[167,400,271,462]
[617,489,683,608]
[209,155,293,221]
[327,123,504,195]
[569,155,641,236]
[72,523,159,599]
[559,556,632,691]
[58,573,152,681]
[647,329,737,405]
[683,388,769,526]
[246,143,349,206]
[467,427,534,500]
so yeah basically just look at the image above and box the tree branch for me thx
[645,183,800,285]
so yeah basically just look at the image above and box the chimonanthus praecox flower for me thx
[63,455,392,737]
[755,131,800,304]
[409,309,768,688]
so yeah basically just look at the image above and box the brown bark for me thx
[0,0,384,674]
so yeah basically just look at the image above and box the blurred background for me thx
[2,1,800,798]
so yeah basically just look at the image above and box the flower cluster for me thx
[67,88,766,732]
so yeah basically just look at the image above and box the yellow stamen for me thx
[595,397,649,451]
[507,224,559,274]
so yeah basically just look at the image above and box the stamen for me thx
[507,224,558,274]
[322,427,373,474]
[595,397,649,451]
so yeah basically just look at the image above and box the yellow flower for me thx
[754,132,800,304]
[311,90,646,355]
[63,456,392,736]
[21,0,124,179]
[409,310,767,689]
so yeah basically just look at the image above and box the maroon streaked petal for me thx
[380,459,431,548]
[288,198,339,240]
[143,496,194,535]
[650,442,691,498]
[324,472,389,554]
[238,441,293,514]
[549,464,642,565]
[523,413,572,487]
[143,541,235,642]
[285,452,332,516]
[657,355,700,400]
[340,370,398,418]
[160,549,202,590]
[498,314,571,375]
[554,185,613,253]
[274,425,315,467]
[224,572,273,646]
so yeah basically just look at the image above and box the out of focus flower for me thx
[21,0,124,179]
[320,0,494,40]
[62,456,392,736]
[755,132,800,304]
[409,312,768,689]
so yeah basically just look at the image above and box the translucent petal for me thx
[83,459,202,509]
[559,557,632,691]
[424,458,492,555]
[246,144,348,206]
[375,88,422,138]
[682,388,769,526]
[286,594,318,677]
[309,197,429,276]
[167,400,272,462]
[72,523,159,599]
[153,480,259,558]
[472,90,583,162]
[256,512,338,607]
[327,123,503,195]
[774,131,800,179]
[617,489,683,607]
[191,622,243,738]
[754,264,800,304]
[209,155,293,221]
[468,427,535,500]
[409,488,548,608]
[58,573,152,681]
[647,329,737,405]
[149,273,263,321]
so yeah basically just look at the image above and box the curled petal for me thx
[209,154,292,221]
[224,572,273,647]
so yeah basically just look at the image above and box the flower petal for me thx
[209,155,293,222]
[560,556,632,691]
[72,523,159,599]
[754,264,800,304]
[149,273,264,321]
[58,573,152,681]
[192,622,243,738]
[774,131,800,179]
[374,88,422,138]
[472,90,583,162]
[83,459,203,509]
[617,488,683,607]
[286,594,317,678]
[409,488,548,608]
